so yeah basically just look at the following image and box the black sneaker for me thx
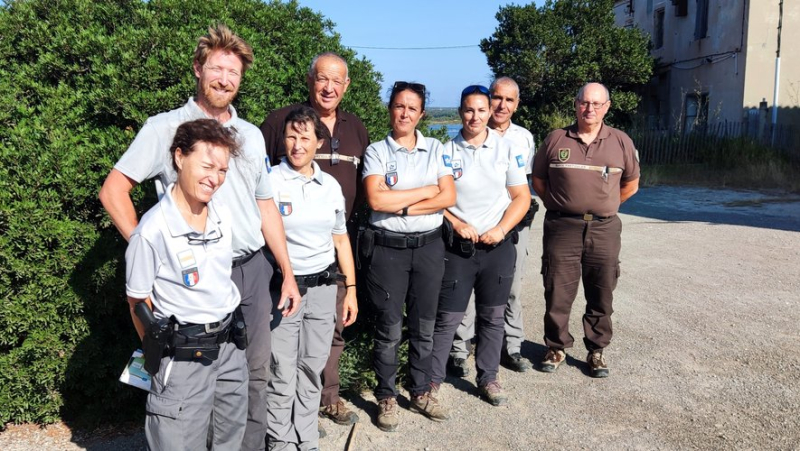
[587,350,609,378]
[501,352,531,372]
[446,356,470,377]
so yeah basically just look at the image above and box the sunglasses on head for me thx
[393,81,426,97]
[461,85,490,98]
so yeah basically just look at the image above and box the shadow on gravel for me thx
[619,186,800,232]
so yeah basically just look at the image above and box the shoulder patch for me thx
[442,154,452,167]
[516,154,525,168]
[264,155,272,173]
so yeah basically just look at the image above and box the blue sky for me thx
[296,0,543,107]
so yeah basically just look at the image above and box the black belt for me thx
[550,211,613,221]
[372,227,442,249]
[232,247,264,268]
[294,263,342,289]
[172,313,234,347]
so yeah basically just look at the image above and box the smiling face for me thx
[459,93,491,140]
[174,141,231,207]
[283,119,323,175]
[390,89,424,138]
[307,55,350,115]
[490,82,519,129]
[193,49,243,111]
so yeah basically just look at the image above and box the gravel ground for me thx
[2,186,799,450]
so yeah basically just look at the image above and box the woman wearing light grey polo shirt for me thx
[362,82,456,431]
[265,106,358,451]
[125,119,247,450]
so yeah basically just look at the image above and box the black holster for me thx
[516,197,540,230]
[231,305,247,350]
[134,303,174,375]
[357,227,375,263]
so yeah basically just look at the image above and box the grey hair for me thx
[576,82,610,102]
[308,52,349,79]
[490,76,520,98]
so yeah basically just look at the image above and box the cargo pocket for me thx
[611,263,621,291]
[541,257,553,291]
[146,392,183,420]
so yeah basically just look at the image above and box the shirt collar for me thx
[187,97,238,126]
[453,128,495,151]
[386,129,428,154]
[565,123,611,141]
[159,183,223,239]
[277,159,324,185]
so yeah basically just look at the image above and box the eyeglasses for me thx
[203,64,241,80]
[330,137,340,166]
[393,81,426,97]
[461,85,490,98]
[187,230,223,245]
[577,100,609,110]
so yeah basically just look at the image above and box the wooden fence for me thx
[627,122,797,165]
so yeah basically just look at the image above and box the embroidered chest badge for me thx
[558,148,570,162]
[182,267,199,287]
[385,161,398,186]
[452,159,463,180]
[279,192,292,216]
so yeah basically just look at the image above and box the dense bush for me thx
[0,0,388,426]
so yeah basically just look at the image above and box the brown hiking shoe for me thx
[429,381,441,397]
[587,350,609,378]
[319,399,359,425]
[377,397,399,432]
[411,391,449,422]
[480,381,508,406]
[540,348,566,373]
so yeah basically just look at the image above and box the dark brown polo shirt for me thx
[260,101,369,221]
[532,123,640,217]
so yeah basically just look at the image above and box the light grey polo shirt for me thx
[115,97,272,258]
[497,123,536,175]
[126,184,241,324]
[271,160,347,276]
[362,130,453,233]
[443,129,528,235]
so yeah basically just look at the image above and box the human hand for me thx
[278,277,302,317]
[479,225,506,246]
[342,289,358,327]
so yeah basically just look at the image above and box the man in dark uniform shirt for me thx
[260,52,368,430]
[532,82,640,378]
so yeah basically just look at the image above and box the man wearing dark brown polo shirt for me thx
[531,82,639,378]
[260,52,368,429]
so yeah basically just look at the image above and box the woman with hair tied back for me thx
[430,85,531,407]
[124,118,248,449]
[361,81,456,432]
[265,105,358,451]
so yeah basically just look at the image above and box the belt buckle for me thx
[205,321,223,334]
[583,213,593,221]
[407,234,421,248]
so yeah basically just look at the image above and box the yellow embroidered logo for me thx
[558,148,570,162]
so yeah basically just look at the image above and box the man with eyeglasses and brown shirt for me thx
[532,82,639,379]
[260,52,369,433]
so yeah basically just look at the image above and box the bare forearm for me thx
[127,296,153,341]
[620,178,640,203]
[497,186,531,233]
[368,185,437,213]
[332,233,356,286]
[99,169,139,241]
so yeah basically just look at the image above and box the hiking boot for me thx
[429,381,441,397]
[501,352,531,372]
[480,381,508,406]
[540,348,566,373]
[587,350,609,378]
[319,399,359,425]
[447,356,470,377]
[410,391,449,422]
[377,397,400,432]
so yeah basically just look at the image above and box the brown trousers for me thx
[541,212,622,352]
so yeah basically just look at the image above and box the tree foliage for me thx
[480,0,654,139]
[0,0,387,425]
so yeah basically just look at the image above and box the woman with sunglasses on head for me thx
[124,119,248,449]
[430,84,530,407]
[362,81,456,431]
[265,106,358,451]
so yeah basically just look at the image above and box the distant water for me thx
[433,124,460,139]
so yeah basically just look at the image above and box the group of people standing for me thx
[101,23,639,451]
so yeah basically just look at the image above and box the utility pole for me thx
[771,0,783,145]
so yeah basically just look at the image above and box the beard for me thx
[200,81,237,110]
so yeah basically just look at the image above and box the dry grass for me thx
[641,159,800,193]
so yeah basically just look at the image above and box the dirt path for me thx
[2,187,799,450]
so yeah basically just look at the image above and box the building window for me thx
[654,8,665,49]
[684,93,709,133]
[695,0,709,40]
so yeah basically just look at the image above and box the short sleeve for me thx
[114,119,169,184]
[620,133,641,182]
[362,142,385,179]
[249,130,274,200]
[332,184,347,235]
[125,233,161,300]
[506,146,528,187]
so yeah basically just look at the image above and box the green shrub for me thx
[0,0,386,426]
